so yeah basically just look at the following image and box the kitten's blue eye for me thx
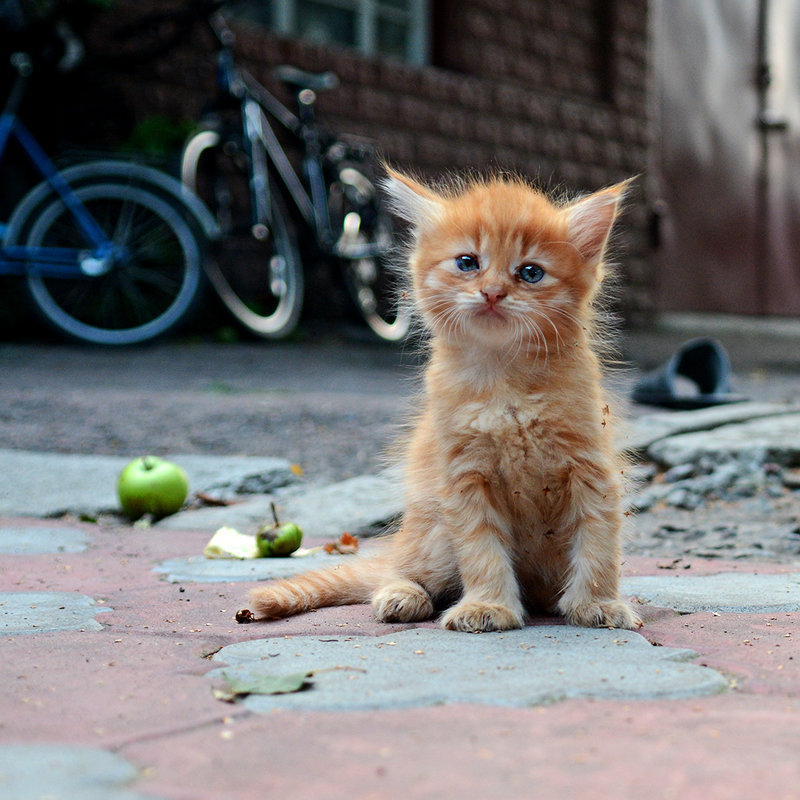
[455,254,480,272]
[518,263,546,284]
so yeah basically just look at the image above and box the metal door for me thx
[651,0,800,315]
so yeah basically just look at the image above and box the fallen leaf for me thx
[323,532,359,555]
[196,492,239,507]
[215,669,313,702]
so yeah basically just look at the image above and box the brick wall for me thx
[80,0,654,322]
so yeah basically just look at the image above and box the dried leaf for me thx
[196,492,239,507]
[215,670,313,701]
[323,532,359,555]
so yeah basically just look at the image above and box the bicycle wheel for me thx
[184,133,304,339]
[8,181,204,345]
[328,163,411,342]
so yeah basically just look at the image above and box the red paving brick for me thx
[1,516,799,799]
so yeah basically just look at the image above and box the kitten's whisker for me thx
[543,304,586,345]
[538,309,565,353]
[431,304,466,343]
[521,315,542,361]
[523,314,548,364]
[508,314,528,361]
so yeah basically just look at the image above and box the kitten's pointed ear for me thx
[381,166,444,230]
[566,178,633,263]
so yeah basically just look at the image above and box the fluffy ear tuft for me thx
[566,178,633,263]
[380,166,444,230]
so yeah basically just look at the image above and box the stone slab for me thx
[154,494,278,532]
[153,550,350,583]
[646,413,800,467]
[209,626,728,711]
[0,450,295,517]
[0,745,160,800]
[159,472,403,537]
[0,591,111,634]
[625,403,798,452]
[0,525,88,554]
[623,572,800,613]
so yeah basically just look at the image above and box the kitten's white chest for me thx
[459,397,541,436]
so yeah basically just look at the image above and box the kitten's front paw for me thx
[560,597,642,630]
[441,601,523,633]
[373,581,434,623]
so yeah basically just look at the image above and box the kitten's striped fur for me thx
[250,168,641,632]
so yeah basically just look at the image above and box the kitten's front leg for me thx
[556,512,641,631]
[439,488,525,633]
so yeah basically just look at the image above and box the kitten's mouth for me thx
[476,305,507,321]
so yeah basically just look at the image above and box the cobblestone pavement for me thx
[2,323,800,799]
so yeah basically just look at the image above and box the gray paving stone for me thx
[623,573,800,613]
[0,592,111,634]
[0,450,295,517]
[154,494,277,532]
[154,551,350,583]
[278,473,403,538]
[209,626,728,711]
[0,744,161,800]
[0,526,88,554]
[158,472,403,536]
[647,413,800,468]
[626,403,797,453]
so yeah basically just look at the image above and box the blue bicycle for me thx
[0,50,219,345]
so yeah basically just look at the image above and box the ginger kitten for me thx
[250,168,641,632]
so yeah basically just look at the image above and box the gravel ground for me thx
[628,493,800,565]
[1,332,799,565]
[0,337,418,484]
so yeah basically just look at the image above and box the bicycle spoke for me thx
[17,178,203,344]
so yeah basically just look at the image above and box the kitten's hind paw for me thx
[373,580,434,623]
[441,601,524,633]
[560,597,642,630]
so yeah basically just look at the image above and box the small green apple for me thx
[117,456,189,520]
[256,522,302,557]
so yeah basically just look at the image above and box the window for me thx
[228,0,429,65]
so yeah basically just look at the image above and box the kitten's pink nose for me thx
[481,286,507,306]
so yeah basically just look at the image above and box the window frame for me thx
[271,0,430,65]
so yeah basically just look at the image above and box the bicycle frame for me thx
[0,117,116,277]
[0,66,114,278]
[208,14,387,260]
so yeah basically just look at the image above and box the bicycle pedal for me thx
[251,224,270,241]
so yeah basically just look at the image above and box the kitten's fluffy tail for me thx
[248,556,388,620]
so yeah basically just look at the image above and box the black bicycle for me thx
[180,10,410,341]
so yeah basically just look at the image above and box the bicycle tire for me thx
[6,180,205,345]
[328,162,411,342]
[183,132,304,339]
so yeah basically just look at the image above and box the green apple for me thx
[256,522,303,557]
[117,456,189,520]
